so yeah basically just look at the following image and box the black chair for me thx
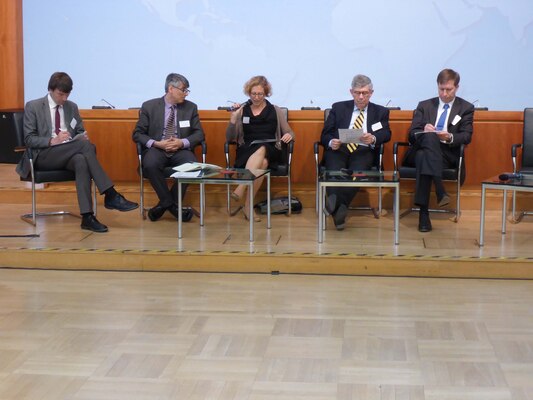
[510,107,533,222]
[136,141,207,220]
[393,141,465,222]
[14,111,97,226]
[314,108,386,218]
[225,107,294,215]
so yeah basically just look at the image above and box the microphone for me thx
[384,99,401,110]
[499,172,522,181]
[472,99,488,111]
[101,98,116,109]
[226,99,252,112]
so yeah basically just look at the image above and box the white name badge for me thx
[371,122,383,131]
[243,116,250,124]
[70,118,77,129]
[179,120,190,128]
[451,115,461,126]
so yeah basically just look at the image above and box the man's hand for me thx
[155,137,183,152]
[50,131,71,145]
[330,138,342,150]
[166,137,183,152]
[436,131,452,142]
[360,132,375,145]
[424,123,436,132]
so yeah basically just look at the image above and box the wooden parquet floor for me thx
[0,268,532,399]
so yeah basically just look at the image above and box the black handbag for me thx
[254,196,302,215]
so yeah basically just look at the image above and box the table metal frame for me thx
[317,172,400,245]
[176,169,271,242]
[479,179,533,246]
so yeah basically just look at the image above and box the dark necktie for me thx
[347,109,364,153]
[436,104,449,131]
[164,105,176,139]
[54,105,61,134]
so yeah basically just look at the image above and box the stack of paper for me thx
[170,162,222,178]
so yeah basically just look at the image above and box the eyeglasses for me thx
[174,86,190,94]
[250,92,265,97]
[353,90,371,97]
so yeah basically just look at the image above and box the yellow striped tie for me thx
[347,109,364,153]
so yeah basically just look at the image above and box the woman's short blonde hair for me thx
[243,75,272,97]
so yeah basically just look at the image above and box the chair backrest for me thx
[12,111,25,146]
[523,108,533,169]
[0,111,24,163]
[277,107,290,168]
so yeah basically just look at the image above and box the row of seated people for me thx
[16,69,474,233]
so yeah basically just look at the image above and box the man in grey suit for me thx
[132,73,205,222]
[16,72,138,233]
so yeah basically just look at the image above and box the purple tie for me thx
[164,105,176,139]
[54,105,61,134]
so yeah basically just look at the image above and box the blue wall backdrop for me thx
[23,0,533,110]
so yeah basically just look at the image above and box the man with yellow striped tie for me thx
[320,74,391,230]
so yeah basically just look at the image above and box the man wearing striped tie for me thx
[320,74,391,230]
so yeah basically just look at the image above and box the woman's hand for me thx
[229,104,241,124]
[280,133,293,143]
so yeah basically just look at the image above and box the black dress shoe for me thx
[148,204,167,221]
[81,214,108,233]
[437,192,451,208]
[168,204,193,222]
[333,203,348,231]
[105,193,139,212]
[418,211,432,232]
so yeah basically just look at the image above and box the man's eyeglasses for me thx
[353,90,371,97]
[174,86,190,94]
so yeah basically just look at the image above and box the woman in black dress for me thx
[226,76,295,221]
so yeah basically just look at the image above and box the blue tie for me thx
[436,104,449,131]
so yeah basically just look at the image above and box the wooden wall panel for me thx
[0,0,24,110]
[79,109,524,187]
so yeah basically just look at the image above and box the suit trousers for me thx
[403,133,454,207]
[34,140,113,214]
[323,146,374,208]
[142,147,197,208]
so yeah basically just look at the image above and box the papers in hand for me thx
[413,130,442,136]
[338,128,366,146]
[57,132,88,145]
[250,138,278,145]
[170,162,222,178]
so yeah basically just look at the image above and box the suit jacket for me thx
[320,100,391,150]
[132,97,205,149]
[16,95,85,178]
[408,96,474,163]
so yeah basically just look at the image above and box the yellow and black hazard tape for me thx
[1,246,532,263]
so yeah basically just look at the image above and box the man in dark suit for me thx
[16,72,138,233]
[132,73,205,222]
[320,74,391,230]
[404,68,474,232]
